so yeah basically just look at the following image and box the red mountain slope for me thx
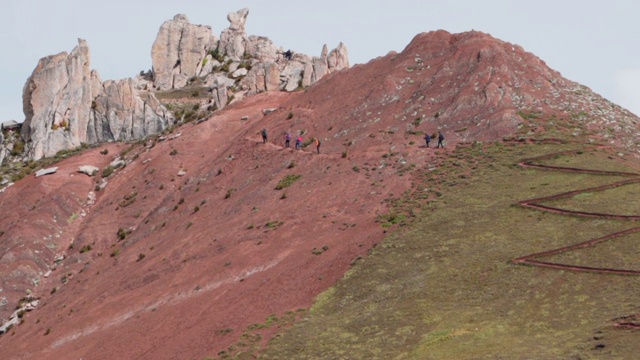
[0,30,639,359]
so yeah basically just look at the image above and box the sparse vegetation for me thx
[265,220,284,229]
[275,174,301,190]
[117,228,130,241]
[101,165,115,178]
[224,189,235,199]
[118,191,137,208]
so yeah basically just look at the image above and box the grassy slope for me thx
[257,140,640,359]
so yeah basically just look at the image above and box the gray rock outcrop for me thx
[16,8,349,162]
[88,77,174,143]
[77,165,99,176]
[22,39,175,160]
[218,8,250,61]
[22,39,93,160]
[151,14,218,90]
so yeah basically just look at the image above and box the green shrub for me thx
[101,165,115,178]
[275,174,301,190]
[117,228,129,241]
[10,141,25,156]
[224,189,235,199]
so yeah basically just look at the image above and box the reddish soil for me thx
[1,30,640,359]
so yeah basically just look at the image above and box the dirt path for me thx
[510,147,640,329]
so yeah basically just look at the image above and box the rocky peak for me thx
[227,7,249,31]
[21,39,93,160]
[151,14,218,90]
[151,8,350,98]
[21,39,174,160]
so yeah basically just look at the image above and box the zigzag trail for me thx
[509,146,640,329]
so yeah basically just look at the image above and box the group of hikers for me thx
[260,129,321,154]
[423,131,445,148]
[260,128,444,153]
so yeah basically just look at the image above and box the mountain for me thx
[0,28,639,359]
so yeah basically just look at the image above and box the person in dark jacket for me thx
[424,133,431,147]
[437,131,444,148]
[261,128,268,144]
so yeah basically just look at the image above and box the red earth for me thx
[1,30,639,359]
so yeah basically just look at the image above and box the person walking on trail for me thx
[261,128,268,144]
[437,131,444,148]
[424,133,431,147]
[315,137,321,154]
[295,136,302,150]
[284,132,291,148]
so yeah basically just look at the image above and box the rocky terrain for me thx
[16,8,348,161]
[0,21,639,360]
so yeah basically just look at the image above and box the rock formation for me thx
[151,14,218,90]
[21,39,174,160]
[88,77,173,143]
[151,8,350,102]
[17,8,348,162]
[21,40,93,160]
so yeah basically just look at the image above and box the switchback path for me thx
[510,148,640,328]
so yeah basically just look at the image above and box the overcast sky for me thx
[2,0,639,122]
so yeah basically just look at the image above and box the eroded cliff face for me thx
[21,40,93,160]
[21,40,174,161]
[151,14,218,91]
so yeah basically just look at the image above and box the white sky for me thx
[2,0,640,122]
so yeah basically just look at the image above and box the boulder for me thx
[1,120,20,131]
[245,35,278,63]
[264,63,280,91]
[35,167,57,177]
[77,165,99,176]
[151,14,217,90]
[232,68,248,78]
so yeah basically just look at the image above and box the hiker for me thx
[295,136,302,150]
[437,131,444,148]
[315,137,321,154]
[261,128,268,144]
[284,49,293,60]
[284,132,291,148]
[424,133,431,147]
